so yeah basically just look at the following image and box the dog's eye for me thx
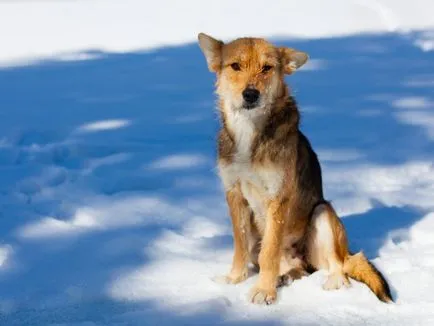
[230,63,241,71]
[262,65,273,73]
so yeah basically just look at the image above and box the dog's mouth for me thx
[242,102,259,110]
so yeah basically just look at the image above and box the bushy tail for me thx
[343,252,393,303]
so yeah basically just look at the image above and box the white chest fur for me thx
[219,108,284,221]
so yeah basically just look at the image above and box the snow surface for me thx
[1,0,434,325]
[1,0,434,66]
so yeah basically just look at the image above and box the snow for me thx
[0,245,13,269]
[1,0,434,66]
[77,120,132,133]
[392,97,434,109]
[147,154,209,170]
[1,0,434,325]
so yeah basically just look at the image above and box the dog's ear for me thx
[279,47,309,74]
[198,33,224,72]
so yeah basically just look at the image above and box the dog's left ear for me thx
[279,47,309,74]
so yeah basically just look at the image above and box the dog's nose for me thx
[242,88,260,104]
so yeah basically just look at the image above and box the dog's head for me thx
[198,33,308,111]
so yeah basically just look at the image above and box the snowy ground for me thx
[1,1,434,325]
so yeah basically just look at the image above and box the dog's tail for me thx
[343,251,393,303]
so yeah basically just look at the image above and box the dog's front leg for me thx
[221,184,251,284]
[250,199,287,304]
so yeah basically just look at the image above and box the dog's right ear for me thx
[198,33,224,73]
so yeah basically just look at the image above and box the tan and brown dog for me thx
[198,33,393,305]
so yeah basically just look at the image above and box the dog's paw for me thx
[249,286,277,305]
[212,269,248,285]
[323,273,351,290]
[277,274,293,288]
[277,268,307,288]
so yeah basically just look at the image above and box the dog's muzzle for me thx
[242,88,260,109]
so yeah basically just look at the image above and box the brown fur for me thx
[224,184,251,284]
[344,252,393,303]
[198,33,393,304]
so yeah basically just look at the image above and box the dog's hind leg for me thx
[306,202,351,290]
[305,202,393,302]
[277,247,308,287]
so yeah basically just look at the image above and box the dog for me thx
[197,33,393,305]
